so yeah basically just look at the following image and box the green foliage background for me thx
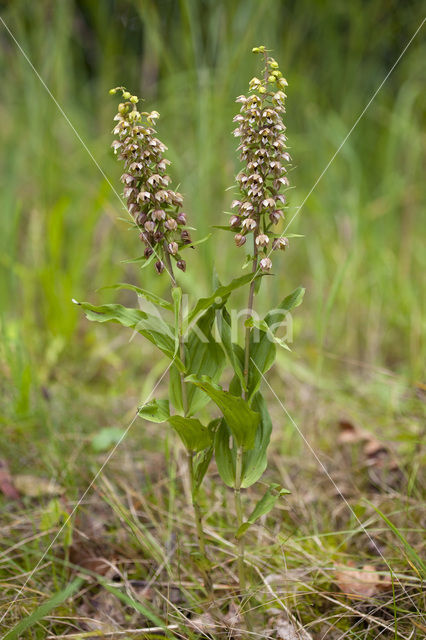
[1,0,425,423]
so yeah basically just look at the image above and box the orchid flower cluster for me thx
[231,46,290,271]
[79,47,304,633]
[110,87,191,274]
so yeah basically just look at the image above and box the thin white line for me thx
[0,361,173,624]
[0,16,125,212]
[283,16,425,235]
[0,16,175,280]
[251,358,421,616]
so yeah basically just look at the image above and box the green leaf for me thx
[169,363,184,414]
[184,308,226,415]
[100,283,173,310]
[91,426,126,452]
[168,415,211,452]
[77,301,184,370]
[264,286,305,331]
[3,577,84,640]
[217,307,247,390]
[236,483,290,538]
[186,375,260,450]
[138,398,170,423]
[187,273,263,325]
[247,330,276,402]
[246,288,305,400]
[214,392,273,488]
[192,419,220,493]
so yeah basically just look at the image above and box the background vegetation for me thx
[1,1,424,638]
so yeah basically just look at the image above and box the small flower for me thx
[167,242,179,255]
[144,220,156,233]
[176,212,187,225]
[255,234,269,247]
[260,257,273,271]
[152,208,166,221]
[272,237,289,251]
[230,215,240,228]
[242,218,257,231]
[164,218,178,231]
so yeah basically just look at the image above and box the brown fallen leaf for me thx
[13,474,65,498]
[337,420,369,444]
[0,458,20,501]
[335,562,392,599]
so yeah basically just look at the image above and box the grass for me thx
[0,0,425,637]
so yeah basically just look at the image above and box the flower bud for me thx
[177,259,186,272]
[234,234,246,247]
[130,95,138,103]
[144,247,153,258]
[181,230,192,245]
[122,91,131,99]
[167,242,178,255]
[176,212,187,225]
[260,257,272,271]
[155,260,165,274]
[230,215,240,228]
[136,212,147,226]
[154,231,164,242]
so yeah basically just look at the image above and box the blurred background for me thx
[0,0,425,447]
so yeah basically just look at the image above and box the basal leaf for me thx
[186,375,260,450]
[236,483,290,538]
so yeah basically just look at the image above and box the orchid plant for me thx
[77,46,304,628]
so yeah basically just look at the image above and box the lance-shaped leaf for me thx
[168,416,212,452]
[180,307,226,416]
[264,286,305,331]
[100,283,173,311]
[138,398,170,423]
[236,483,290,538]
[186,273,263,325]
[217,307,247,390]
[214,391,273,488]
[186,375,260,450]
[247,287,305,400]
[77,301,184,371]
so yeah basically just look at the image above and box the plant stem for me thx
[164,247,212,595]
[243,240,259,382]
[234,234,259,631]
